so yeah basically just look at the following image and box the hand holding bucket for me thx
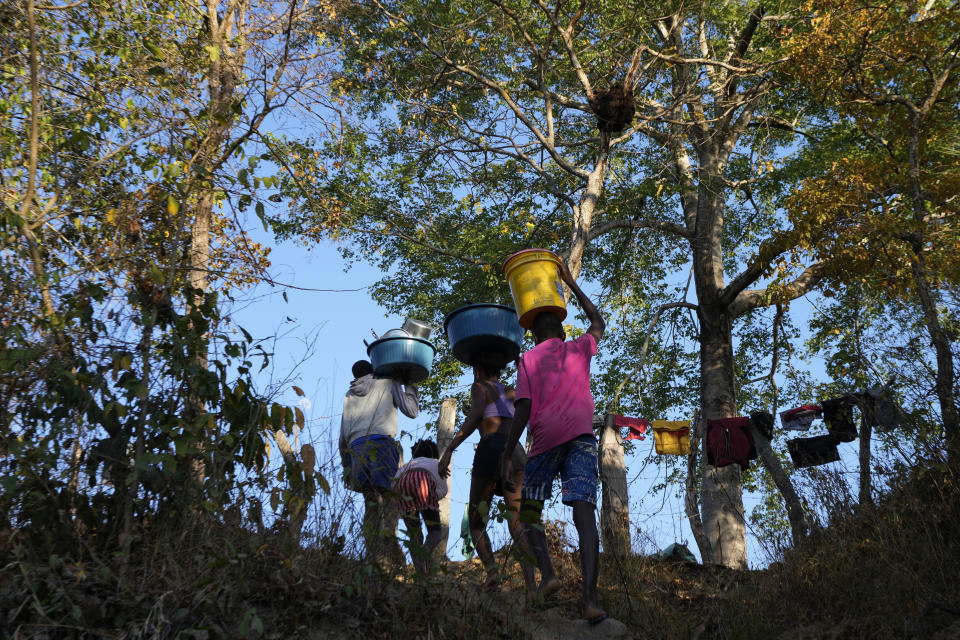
[502,249,568,329]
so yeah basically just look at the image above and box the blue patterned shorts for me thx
[522,434,598,505]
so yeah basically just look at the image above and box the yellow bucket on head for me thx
[502,249,568,329]
[652,420,691,456]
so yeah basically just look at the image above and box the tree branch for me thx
[377,1,590,180]
[729,261,826,317]
[588,217,692,241]
[608,301,699,410]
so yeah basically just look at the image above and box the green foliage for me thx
[0,0,327,551]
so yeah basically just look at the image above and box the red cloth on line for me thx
[612,414,649,441]
[706,417,756,470]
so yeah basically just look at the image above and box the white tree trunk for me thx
[700,464,747,568]
[435,397,458,560]
[599,413,630,557]
[698,306,748,569]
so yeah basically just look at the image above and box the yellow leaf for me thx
[167,196,179,216]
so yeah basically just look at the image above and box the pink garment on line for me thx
[515,333,597,458]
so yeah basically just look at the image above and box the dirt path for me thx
[439,561,633,639]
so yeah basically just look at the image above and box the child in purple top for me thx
[501,261,607,625]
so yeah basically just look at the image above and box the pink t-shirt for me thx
[515,333,597,458]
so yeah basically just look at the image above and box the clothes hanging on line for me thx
[651,420,691,455]
[706,417,756,470]
[611,414,649,441]
[749,411,774,441]
[820,397,859,442]
[787,434,840,468]
[860,387,905,432]
[779,404,823,431]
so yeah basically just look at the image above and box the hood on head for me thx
[349,373,376,396]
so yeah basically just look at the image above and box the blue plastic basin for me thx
[443,303,526,366]
[366,336,436,383]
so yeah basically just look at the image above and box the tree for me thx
[0,0,333,548]
[273,0,843,567]
[786,0,960,461]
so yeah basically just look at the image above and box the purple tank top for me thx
[482,382,514,419]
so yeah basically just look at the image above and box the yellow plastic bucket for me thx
[502,249,568,329]
[652,420,691,456]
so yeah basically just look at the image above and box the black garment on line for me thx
[820,397,858,443]
[787,434,840,469]
[749,411,775,441]
[861,387,905,432]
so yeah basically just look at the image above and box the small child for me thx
[393,439,447,573]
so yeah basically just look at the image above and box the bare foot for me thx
[536,576,562,602]
[479,574,500,593]
[581,602,607,625]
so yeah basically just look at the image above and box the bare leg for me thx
[503,469,537,593]
[521,499,561,599]
[381,489,405,566]
[421,507,443,572]
[468,477,499,588]
[572,500,604,622]
[361,489,384,562]
[403,512,426,574]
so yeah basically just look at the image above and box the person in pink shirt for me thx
[500,261,607,625]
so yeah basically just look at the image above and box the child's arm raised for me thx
[559,261,605,343]
[438,382,486,477]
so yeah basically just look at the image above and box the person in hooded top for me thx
[339,359,419,564]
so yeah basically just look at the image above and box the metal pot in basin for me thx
[366,335,436,383]
[401,318,433,339]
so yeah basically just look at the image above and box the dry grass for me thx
[719,464,960,639]
[4,465,960,639]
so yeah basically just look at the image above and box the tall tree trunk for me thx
[858,417,873,505]
[698,305,747,569]
[183,1,245,491]
[435,397,457,561]
[685,414,712,562]
[907,245,960,462]
[599,413,629,558]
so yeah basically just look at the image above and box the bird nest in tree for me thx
[589,83,635,134]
